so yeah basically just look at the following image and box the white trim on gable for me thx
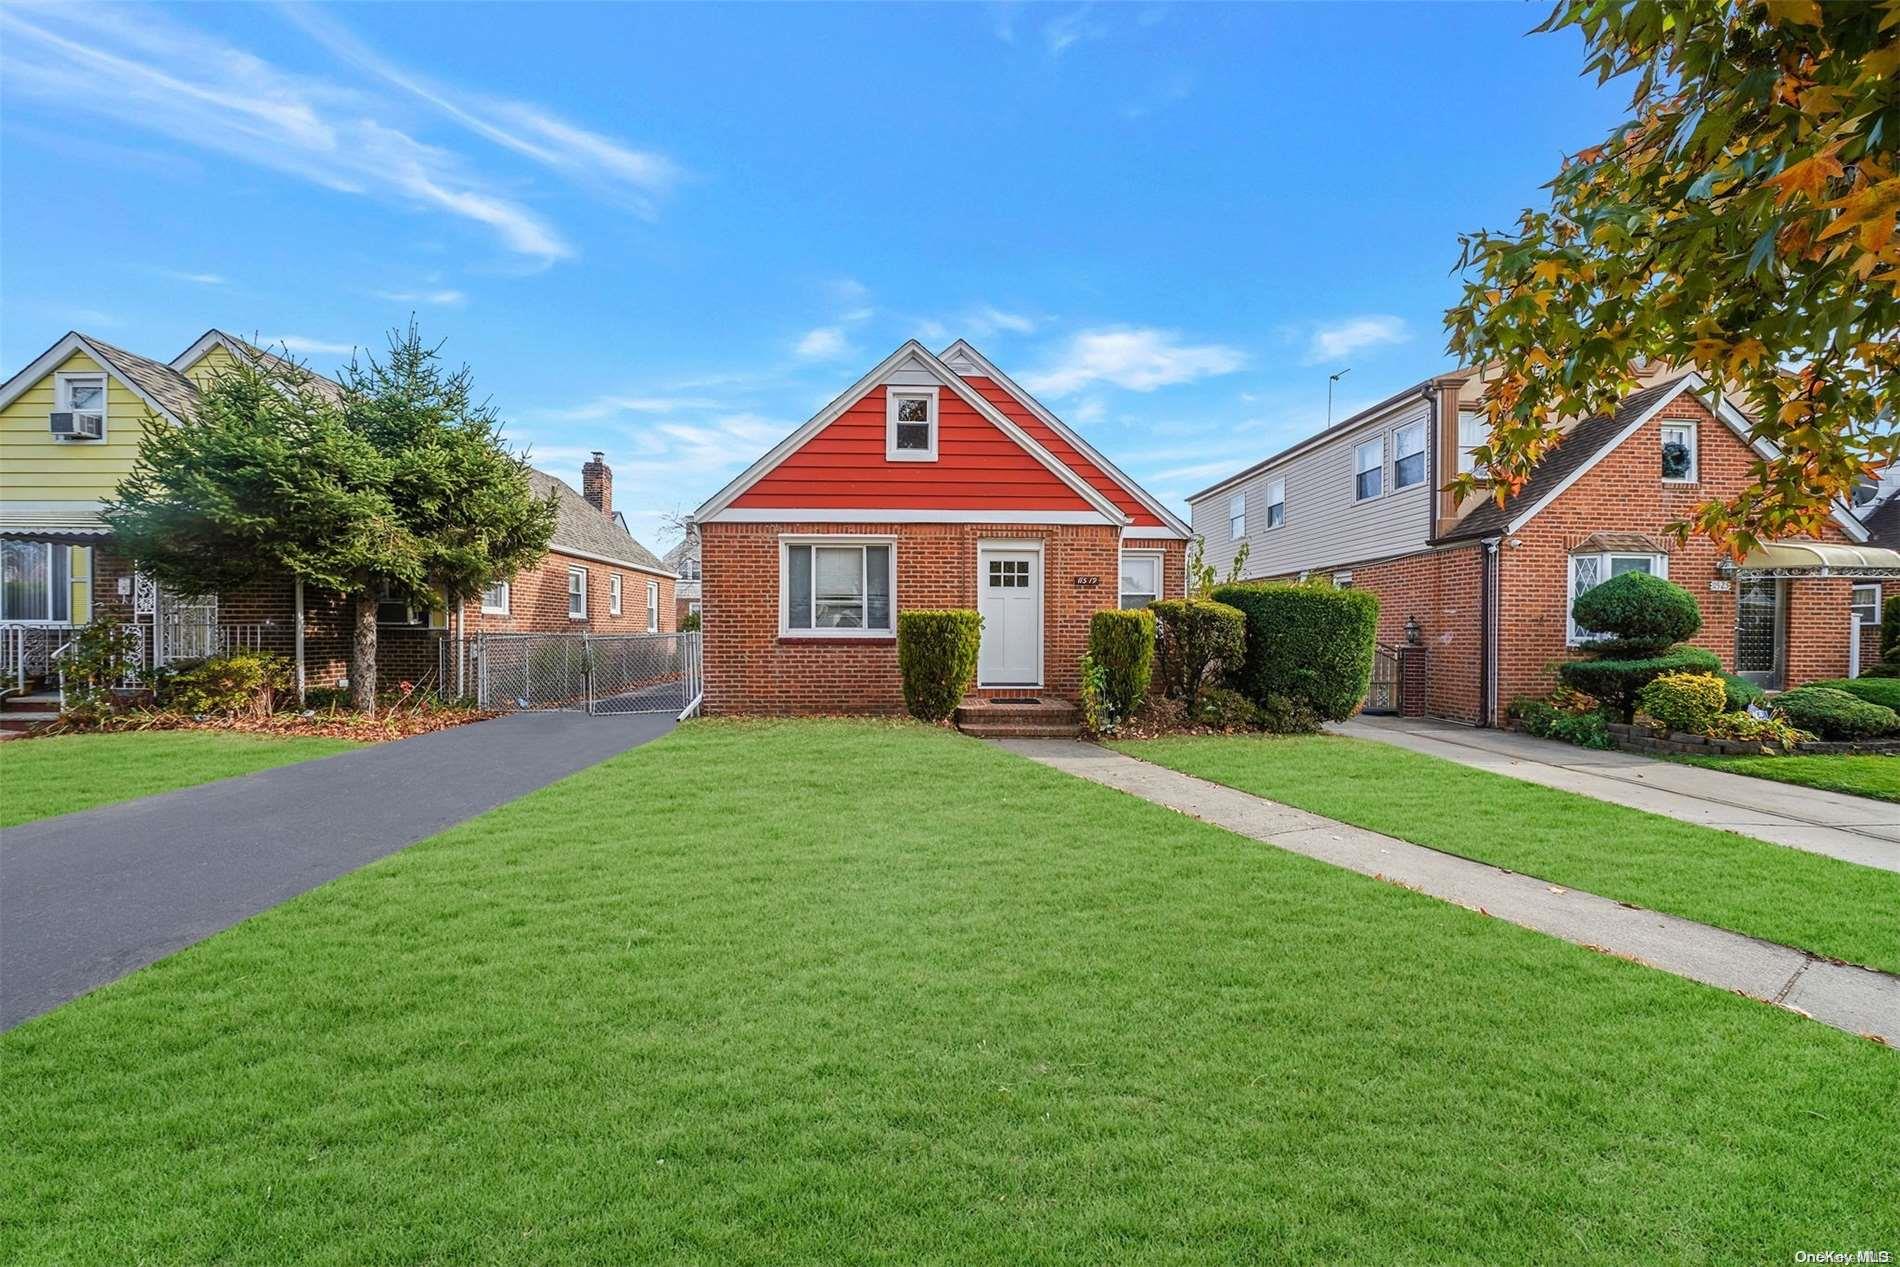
[707,508,1117,525]
[0,332,189,425]
[693,340,1130,526]
[938,339,1192,539]
[171,329,251,374]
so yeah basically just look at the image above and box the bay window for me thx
[1568,551,1667,645]
[782,539,894,635]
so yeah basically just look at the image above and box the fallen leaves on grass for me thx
[35,706,496,744]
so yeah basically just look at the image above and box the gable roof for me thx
[1862,496,1900,547]
[1438,372,1869,544]
[693,340,1130,525]
[938,339,1189,538]
[529,468,671,575]
[0,330,200,424]
[173,329,346,403]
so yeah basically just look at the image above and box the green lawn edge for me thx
[0,731,361,828]
[1110,732,1900,975]
[1677,752,1900,804]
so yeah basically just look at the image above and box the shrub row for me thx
[1210,581,1380,722]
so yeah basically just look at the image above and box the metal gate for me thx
[456,630,700,716]
[1364,642,1399,714]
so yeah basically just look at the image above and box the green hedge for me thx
[1571,571,1702,655]
[1808,677,1900,713]
[896,610,982,723]
[1557,646,1722,721]
[1884,593,1900,662]
[1150,597,1245,711]
[1717,671,1766,713]
[1210,581,1380,722]
[1088,609,1155,722]
[1773,686,1900,741]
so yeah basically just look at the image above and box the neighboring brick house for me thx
[1188,369,1898,726]
[0,329,673,696]
[661,529,701,625]
[692,339,1190,714]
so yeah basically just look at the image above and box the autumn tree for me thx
[1447,0,1900,553]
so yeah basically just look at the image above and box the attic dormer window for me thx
[886,388,938,461]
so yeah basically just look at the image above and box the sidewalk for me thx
[996,738,1900,1044]
[1340,716,1900,875]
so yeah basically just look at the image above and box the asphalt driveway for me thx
[0,710,675,1030]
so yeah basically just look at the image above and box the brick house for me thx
[692,340,1190,714]
[661,528,700,626]
[1187,369,1900,726]
[0,329,674,696]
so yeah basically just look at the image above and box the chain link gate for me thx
[453,630,700,716]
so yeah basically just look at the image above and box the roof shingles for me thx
[527,469,668,573]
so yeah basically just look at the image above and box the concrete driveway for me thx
[0,710,675,1031]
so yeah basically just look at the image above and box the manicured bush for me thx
[1809,677,1900,712]
[1883,593,1900,661]
[1088,608,1155,723]
[1150,597,1245,712]
[1211,581,1380,722]
[1858,660,1900,679]
[1557,646,1722,721]
[1571,570,1702,654]
[1718,671,1767,713]
[1190,686,1265,731]
[1636,672,1728,734]
[896,609,982,723]
[1254,693,1324,735]
[1772,686,1900,741]
[162,650,291,718]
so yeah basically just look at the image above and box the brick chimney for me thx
[581,451,612,516]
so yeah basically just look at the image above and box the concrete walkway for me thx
[998,739,1900,1044]
[0,710,674,1031]
[1340,716,1900,874]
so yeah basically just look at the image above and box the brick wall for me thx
[454,548,675,637]
[1335,545,1487,723]
[699,520,1180,714]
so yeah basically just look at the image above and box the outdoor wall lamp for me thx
[1404,615,1421,645]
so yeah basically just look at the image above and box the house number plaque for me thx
[1073,576,1101,588]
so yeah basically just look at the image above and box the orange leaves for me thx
[1819,177,1900,253]
[1768,150,1845,204]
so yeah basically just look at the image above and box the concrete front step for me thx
[957,721,1083,739]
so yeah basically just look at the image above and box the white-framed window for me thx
[1228,492,1245,539]
[0,540,72,622]
[1333,571,1353,588]
[610,573,623,616]
[646,579,659,631]
[480,580,510,615]
[1265,478,1286,529]
[1568,551,1668,645]
[1457,411,1488,476]
[1353,435,1384,502]
[1392,420,1426,489]
[1119,550,1163,609]
[374,578,429,626]
[885,387,939,461]
[780,537,895,636]
[55,372,107,439]
[1853,583,1882,626]
[567,566,587,620]
[681,556,701,581]
[1661,420,1697,481]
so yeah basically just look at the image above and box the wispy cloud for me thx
[266,335,357,356]
[160,269,226,286]
[1044,6,1107,57]
[376,288,468,307]
[1022,327,1246,396]
[1303,315,1411,366]
[794,326,852,361]
[530,394,724,423]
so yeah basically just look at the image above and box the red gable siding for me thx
[958,376,1167,528]
[731,385,1096,512]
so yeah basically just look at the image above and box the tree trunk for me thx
[352,592,378,716]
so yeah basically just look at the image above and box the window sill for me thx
[777,634,896,645]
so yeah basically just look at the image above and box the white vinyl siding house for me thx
[1189,395,1435,582]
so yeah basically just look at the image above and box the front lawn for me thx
[0,731,360,828]
[1679,752,1900,803]
[1111,732,1900,975]
[3,720,1893,1263]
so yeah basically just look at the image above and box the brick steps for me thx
[953,697,1080,739]
[0,692,60,732]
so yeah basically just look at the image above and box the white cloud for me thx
[1044,7,1106,56]
[1022,327,1246,396]
[1069,397,1106,424]
[265,335,357,356]
[532,394,723,423]
[967,305,1037,337]
[1304,315,1411,366]
[161,269,226,286]
[0,5,580,263]
[376,288,467,306]
[794,327,851,361]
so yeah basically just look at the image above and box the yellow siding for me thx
[179,343,240,390]
[0,351,157,504]
[69,546,92,622]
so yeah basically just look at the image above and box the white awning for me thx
[1739,540,1900,578]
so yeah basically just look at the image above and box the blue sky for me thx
[0,2,1625,546]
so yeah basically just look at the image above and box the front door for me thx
[978,547,1041,687]
[1735,577,1786,689]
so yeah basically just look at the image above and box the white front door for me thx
[978,547,1042,686]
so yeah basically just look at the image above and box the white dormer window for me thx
[886,388,939,461]
[55,373,107,440]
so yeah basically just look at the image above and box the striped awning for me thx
[1738,540,1900,578]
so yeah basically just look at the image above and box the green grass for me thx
[3,720,1894,1264]
[1110,732,1900,976]
[0,730,359,828]
[1679,752,1900,803]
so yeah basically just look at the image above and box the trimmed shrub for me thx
[1088,608,1155,723]
[162,649,290,718]
[1191,686,1264,731]
[1211,581,1380,722]
[1635,672,1728,734]
[1717,671,1767,713]
[1857,659,1900,678]
[896,609,982,723]
[1151,597,1245,712]
[1772,686,1900,741]
[1884,593,1900,662]
[1255,693,1324,735]
[1557,646,1722,721]
[1571,570,1702,654]
[1511,695,1614,749]
[1810,676,1900,712]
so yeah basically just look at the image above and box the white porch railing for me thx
[0,623,81,691]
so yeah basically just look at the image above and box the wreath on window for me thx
[1661,440,1692,479]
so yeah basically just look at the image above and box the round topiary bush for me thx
[896,609,982,723]
[1571,570,1702,654]
[1635,672,1728,734]
[1773,685,1900,740]
[1557,646,1722,721]
[1210,581,1380,722]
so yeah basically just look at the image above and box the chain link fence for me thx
[441,630,700,716]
